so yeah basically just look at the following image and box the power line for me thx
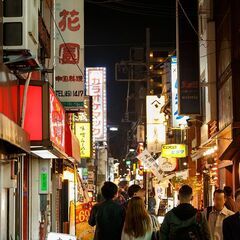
[46,1,84,77]
[85,0,176,17]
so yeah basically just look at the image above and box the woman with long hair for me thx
[121,197,153,240]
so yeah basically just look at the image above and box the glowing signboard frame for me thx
[75,122,91,158]
[161,144,188,158]
[86,67,107,142]
[49,88,65,152]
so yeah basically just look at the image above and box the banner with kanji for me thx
[55,0,84,109]
[137,150,164,181]
[86,67,107,142]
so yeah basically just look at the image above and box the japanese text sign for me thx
[161,144,188,158]
[50,88,65,152]
[55,0,84,109]
[75,122,91,158]
[86,67,107,142]
[137,150,163,181]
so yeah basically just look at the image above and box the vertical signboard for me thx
[171,57,189,127]
[39,160,50,194]
[49,88,65,152]
[86,67,107,142]
[75,96,92,158]
[146,95,166,153]
[177,0,200,115]
[75,122,91,158]
[55,0,84,109]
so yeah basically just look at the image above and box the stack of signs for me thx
[137,150,163,181]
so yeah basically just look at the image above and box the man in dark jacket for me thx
[88,181,125,240]
[160,185,211,240]
[223,189,240,240]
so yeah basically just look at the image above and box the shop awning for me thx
[0,113,30,153]
[65,123,81,163]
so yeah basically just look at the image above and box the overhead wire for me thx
[177,0,203,41]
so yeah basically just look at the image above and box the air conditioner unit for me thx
[3,0,39,58]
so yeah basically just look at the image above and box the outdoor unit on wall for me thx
[3,0,40,72]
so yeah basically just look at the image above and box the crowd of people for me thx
[88,181,240,240]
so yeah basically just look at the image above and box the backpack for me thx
[170,211,204,240]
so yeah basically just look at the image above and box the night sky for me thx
[85,0,176,125]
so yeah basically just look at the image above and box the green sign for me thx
[40,172,48,192]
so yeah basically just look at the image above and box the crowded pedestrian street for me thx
[1,0,240,239]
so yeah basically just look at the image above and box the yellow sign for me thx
[161,144,187,158]
[76,123,91,158]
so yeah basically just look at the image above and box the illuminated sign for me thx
[146,95,166,153]
[75,122,91,158]
[55,0,84,109]
[50,88,65,152]
[147,124,166,153]
[146,95,166,124]
[86,67,107,142]
[161,144,188,158]
[137,149,163,181]
[171,57,189,127]
[76,96,91,123]
[158,157,177,172]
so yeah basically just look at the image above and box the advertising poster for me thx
[69,201,94,240]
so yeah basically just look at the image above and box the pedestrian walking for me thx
[223,189,240,240]
[88,181,125,240]
[224,186,237,212]
[122,184,145,210]
[121,196,153,240]
[160,185,211,240]
[205,189,234,240]
[117,180,129,204]
[148,190,157,215]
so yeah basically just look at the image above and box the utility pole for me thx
[145,28,150,208]
[146,28,150,94]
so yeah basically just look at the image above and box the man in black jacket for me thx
[160,185,211,240]
[88,181,125,240]
[223,189,240,240]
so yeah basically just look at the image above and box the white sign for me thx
[86,67,107,142]
[147,124,166,153]
[137,150,163,181]
[55,0,84,109]
[146,95,166,124]
[171,57,189,127]
[158,157,177,172]
[47,232,76,240]
[146,95,166,153]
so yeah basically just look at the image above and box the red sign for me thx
[21,85,43,141]
[49,88,65,151]
[59,43,80,64]
[59,9,81,32]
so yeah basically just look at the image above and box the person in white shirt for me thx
[206,189,234,240]
[121,197,153,240]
